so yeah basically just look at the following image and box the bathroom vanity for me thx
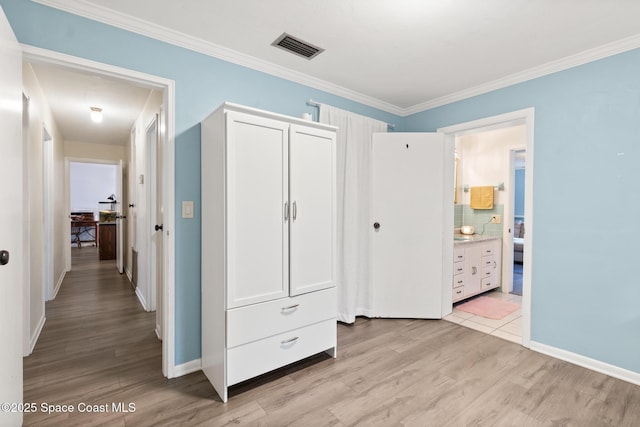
[453,235,502,302]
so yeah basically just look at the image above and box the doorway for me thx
[68,159,119,260]
[511,149,526,297]
[439,108,534,347]
[22,45,176,377]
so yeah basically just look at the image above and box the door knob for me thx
[0,250,9,266]
[373,222,381,230]
[155,224,163,231]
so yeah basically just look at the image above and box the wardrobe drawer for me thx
[227,287,336,348]
[454,248,465,263]
[227,319,336,386]
[453,262,465,275]
[452,286,465,301]
[452,275,465,288]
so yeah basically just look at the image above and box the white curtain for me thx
[319,104,387,323]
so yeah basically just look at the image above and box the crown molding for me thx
[33,0,640,118]
[403,33,640,115]
[32,0,405,116]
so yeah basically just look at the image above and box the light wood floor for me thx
[24,248,640,426]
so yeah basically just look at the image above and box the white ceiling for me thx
[29,0,640,139]
[29,62,153,145]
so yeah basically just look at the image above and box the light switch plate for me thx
[182,201,194,219]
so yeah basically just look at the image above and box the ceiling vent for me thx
[272,33,324,60]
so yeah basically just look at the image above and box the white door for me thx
[289,125,336,296]
[155,110,164,338]
[371,133,449,318]
[0,6,24,426]
[226,112,289,308]
[116,160,124,274]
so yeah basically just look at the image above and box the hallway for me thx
[22,248,214,425]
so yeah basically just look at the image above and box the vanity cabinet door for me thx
[463,243,482,296]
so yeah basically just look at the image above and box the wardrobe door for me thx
[289,125,337,296]
[226,112,290,308]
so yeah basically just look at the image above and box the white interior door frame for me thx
[25,45,178,378]
[42,126,54,300]
[439,108,535,348]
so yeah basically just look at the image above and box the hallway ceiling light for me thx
[90,106,103,123]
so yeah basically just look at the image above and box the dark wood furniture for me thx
[98,223,116,260]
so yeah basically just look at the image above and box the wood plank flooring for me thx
[24,248,640,426]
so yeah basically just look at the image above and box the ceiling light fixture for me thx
[90,106,103,123]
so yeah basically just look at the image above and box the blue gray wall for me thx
[4,0,639,374]
[405,50,640,374]
[514,169,525,218]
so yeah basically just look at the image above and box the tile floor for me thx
[443,290,523,344]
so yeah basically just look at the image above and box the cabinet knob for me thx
[154,224,163,231]
[373,222,381,230]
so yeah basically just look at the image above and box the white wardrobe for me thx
[201,103,337,402]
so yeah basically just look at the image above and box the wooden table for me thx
[70,219,98,247]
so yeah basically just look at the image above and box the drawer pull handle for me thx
[456,290,462,294]
[281,304,300,312]
[281,336,299,345]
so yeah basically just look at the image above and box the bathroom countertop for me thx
[453,234,501,244]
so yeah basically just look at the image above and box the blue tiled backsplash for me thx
[454,204,504,237]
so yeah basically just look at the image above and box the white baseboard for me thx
[135,287,149,311]
[530,341,640,386]
[125,268,132,283]
[173,359,202,377]
[50,270,66,300]
[29,315,46,355]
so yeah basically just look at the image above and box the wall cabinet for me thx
[453,238,501,302]
[201,103,337,402]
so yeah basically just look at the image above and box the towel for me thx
[470,186,494,209]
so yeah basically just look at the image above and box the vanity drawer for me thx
[482,245,494,256]
[452,275,465,288]
[453,262,465,275]
[481,277,497,290]
[227,319,336,386]
[482,255,494,267]
[452,286,465,301]
[454,248,465,263]
[227,287,336,348]
[481,266,493,279]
